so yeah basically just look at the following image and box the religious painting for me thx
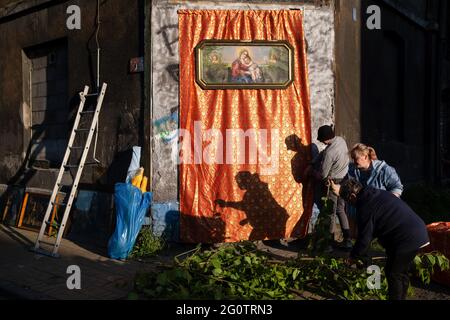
[195,40,294,89]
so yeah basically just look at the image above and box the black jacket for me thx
[351,187,429,258]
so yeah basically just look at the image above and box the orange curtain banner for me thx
[178,10,313,243]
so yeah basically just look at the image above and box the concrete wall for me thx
[150,0,336,202]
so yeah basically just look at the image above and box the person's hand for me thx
[329,179,341,196]
[214,199,227,207]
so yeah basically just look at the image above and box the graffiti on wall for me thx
[153,106,179,144]
[156,24,179,56]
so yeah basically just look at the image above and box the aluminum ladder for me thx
[32,83,107,257]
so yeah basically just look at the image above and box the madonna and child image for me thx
[195,40,294,89]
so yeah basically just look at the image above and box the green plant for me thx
[413,251,450,285]
[307,197,333,255]
[129,241,449,300]
[130,226,165,259]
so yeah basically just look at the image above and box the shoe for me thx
[262,239,281,247]
[341,239,353,250]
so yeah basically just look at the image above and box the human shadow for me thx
[215,171,289,241]
[284,134,318,239]
[0,108,52,225]
[179,211,227,244]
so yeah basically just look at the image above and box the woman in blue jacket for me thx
[348,143,403,197]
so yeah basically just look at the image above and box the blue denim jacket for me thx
[348,160,403,195]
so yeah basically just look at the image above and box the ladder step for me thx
[30,247,60,258]
[64,162,98,169]
[75,128,91,133]
[51,201,67,207]
[80,110,95,115]
[84,161,100,166]
[69,146,84,150]
[85,93,99,97]
[64,164,79,169]
[56,183,70,189]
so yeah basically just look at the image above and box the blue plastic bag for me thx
[107,183,152,259]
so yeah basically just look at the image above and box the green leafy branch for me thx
[129,242,449,300]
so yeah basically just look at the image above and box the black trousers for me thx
[385,249,418,300]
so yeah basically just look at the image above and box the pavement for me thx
[0,224,172,300]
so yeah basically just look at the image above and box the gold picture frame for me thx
[195,40,294,90]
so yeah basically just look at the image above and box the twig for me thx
[174,245,202,264]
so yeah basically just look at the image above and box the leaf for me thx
[436,255,445,268]
[212,268,223,276]
[435,254,450,271]
[292,269,300,280]
[211,258,222,269]
[330,258,338,269]
[244,256,252,265]
[426,254,436,266]
[414,255,421,265]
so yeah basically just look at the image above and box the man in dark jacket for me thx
[330,178,430,300]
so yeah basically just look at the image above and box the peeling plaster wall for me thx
[151,0,335,202]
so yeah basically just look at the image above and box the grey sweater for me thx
[319,136,349,180]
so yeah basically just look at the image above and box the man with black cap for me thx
[308,125,352,250]
[329,178,430,300]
